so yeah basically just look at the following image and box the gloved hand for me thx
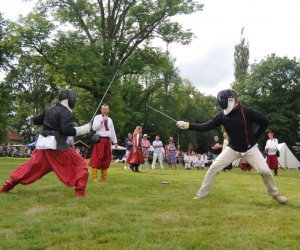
[75,123,91,136]
[176,121,190,129]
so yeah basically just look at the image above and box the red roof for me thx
[7,127,24,142]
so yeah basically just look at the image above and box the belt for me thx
[41,130,57,137]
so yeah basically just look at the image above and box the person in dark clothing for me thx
[211,135,222,160]
[176,89,288,204]
[0,90,91,197]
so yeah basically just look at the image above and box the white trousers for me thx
[196,145,279,197]
[142,158,149,169]
[152,153,164,169]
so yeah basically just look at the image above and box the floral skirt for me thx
[167,151,177,164]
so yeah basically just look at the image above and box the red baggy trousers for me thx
[89,137,112,169]
[9,149,88,196]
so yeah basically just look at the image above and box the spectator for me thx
[211,135,223,160]
[265,131,279,176]
[151,135,164,170]
[124,133,133,170]
[141,134,151,170]
[166,136,177,170]
[127,126,144,172]
[240,157,252,172]
[194,154,205,170]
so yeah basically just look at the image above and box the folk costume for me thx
[89,113,117,181]
[141,134,151,169]
[0,90,91,197]
[239,157,253,172]
[177,89,288,204]
[265,132,279,175]
[127,127,144,172]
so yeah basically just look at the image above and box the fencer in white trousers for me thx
[196,145,278,198]
[176,89,288,204]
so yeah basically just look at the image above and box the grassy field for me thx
[0,158,300,250]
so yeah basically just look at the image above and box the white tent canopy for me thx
[277,143,300,169]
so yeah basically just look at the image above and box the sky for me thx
[1,0,300,96]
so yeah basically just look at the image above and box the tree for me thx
[292,116,300,160]
[0,13,11,143]
[233,28,249,85]
[234,54,300,149]
[8,0,203,100]
[5,56,58,142]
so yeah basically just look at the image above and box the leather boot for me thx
[75,172,88,197]
[92,168,98,182]
[0,178,17,193]
[101,169,108,181]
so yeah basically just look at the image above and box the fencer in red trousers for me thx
[0,90,91,197]
[89,104,118,182]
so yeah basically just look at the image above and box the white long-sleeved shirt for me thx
[92,115,117,144]
[265,138,278,155]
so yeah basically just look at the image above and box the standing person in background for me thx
[265,131,279,176]
[240,157,252,172]
[124,133,133,170]
[151,135,164,170]
[166,136,177,170]
[211,135,223,160]
[141,134,151,170]
[127,126,144,172]
[176,89,288,204]
[89,104,118,182]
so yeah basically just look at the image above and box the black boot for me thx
[135,165,140,172]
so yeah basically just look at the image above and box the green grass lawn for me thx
[1,158,300,250]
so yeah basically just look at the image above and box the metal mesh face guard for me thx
[217,89,237,109]
[58,89,77,109]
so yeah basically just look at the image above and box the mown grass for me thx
[1,157,300,250]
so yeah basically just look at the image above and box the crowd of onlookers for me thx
[0,144,33,158]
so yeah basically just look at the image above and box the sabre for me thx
[146,105,177,123]
[90,70,119,123]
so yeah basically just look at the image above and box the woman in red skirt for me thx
[265,131,279,175]
[127,126,144,172]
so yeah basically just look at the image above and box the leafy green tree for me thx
[292,116,300,160]
[0,82,11,143]
[5,56,58,142]
[8,0,203,100]
[233,28,249,85]
[0,13,11,143]
[234,54,300,149]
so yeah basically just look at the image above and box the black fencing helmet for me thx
[58,89,77,109]
[217,89,238,109]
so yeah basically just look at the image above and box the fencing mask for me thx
[58,89,77,109]
[217,89,238,115]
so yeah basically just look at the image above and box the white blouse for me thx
[265,138,278,155]
[92,115,117,144]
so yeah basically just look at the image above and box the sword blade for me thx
[146,105,177,123]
